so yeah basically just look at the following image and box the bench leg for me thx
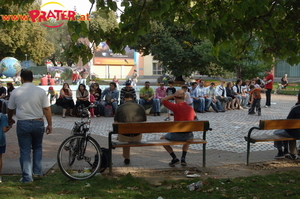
[246,140,250,166]
[203,143,206,167]
[109,147,113,175]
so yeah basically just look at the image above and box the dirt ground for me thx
[107,160,300,185]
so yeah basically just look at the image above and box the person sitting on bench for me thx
[273,91,300,159]
[160,89,195,167]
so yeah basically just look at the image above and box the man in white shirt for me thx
[7,69,52,183]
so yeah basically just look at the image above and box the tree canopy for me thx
[2,0,300,68]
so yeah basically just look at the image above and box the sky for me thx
[41,0,95,15]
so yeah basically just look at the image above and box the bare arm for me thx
[43,107,52,135]
[7,108,15,127]
[161,94,175,102]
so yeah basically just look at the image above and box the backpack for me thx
[93,147,110,173]
[104,104,113,117]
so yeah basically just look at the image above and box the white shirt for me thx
[184,92,193,105]
[8,83,50,120]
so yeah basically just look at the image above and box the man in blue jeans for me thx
[7,69,52,183]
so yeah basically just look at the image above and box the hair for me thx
[181,85,188,89]
[226,81,232,87]
[125,82,131,86]
[90,88,95,93]
[255,79,261,85]
[168,80,174,85]
[235,79,242,85]
[210,82,215,86]
[21,69,33,82]
[249,85,255,89]
[62,83,70,95]
[110,82,117,88]
[124,92,134,99]
[78,83,86,90]
[241,81,246,86]
[191,82,197,86]
[145,81,150,84]
[134,69,137,72]
[7,82,14,88]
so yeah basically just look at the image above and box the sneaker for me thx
[194,117,199,121]
[181,159,187,166]
[169,158,179,167]
[164,117,170,121]
[20,178,33,183]
[243,106,249,109]
[257,112,261,116]
[248,112,255,115]
[157,112,161,116]
[0,176,2,183]
[274,151,285,158]
[264,105,268,108]
[285,153,298,160]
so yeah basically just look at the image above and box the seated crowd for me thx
[54,77,269,118]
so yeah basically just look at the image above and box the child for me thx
[89,89,96,117]
[248,85,261,116]
[47,86,58,104]
[182,85,198,120]
[164,81,176,121]
[0,113,11,183]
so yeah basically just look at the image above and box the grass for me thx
[1,170,300,198]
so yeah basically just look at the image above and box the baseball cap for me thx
[49,86,53,90]
[265,69,271,72]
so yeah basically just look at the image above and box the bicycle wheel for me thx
[57,135,102,180]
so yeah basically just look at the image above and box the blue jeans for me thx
[139,98,154,110]
[165,132,194,141]
[153,98,161,113]
[204,98,212,111]
[193,98,205,111]
[17,120,45,183]
[100,101,118,113]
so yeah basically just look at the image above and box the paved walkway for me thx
[2,94,299,175]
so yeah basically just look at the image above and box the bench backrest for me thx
[259,119,300,130]
[112,121,210,134]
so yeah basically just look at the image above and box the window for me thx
[152,62,162,75]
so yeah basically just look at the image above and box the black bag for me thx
[104,104,113,117]
[93,147,110,173]
[56,98,63,106]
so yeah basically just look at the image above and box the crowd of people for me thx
[1,68,300,184]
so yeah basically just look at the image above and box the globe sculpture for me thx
[0,57,22,77]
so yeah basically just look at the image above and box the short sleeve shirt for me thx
[0,114,8,146]
[8,83,50,120]
[140,87,154,100]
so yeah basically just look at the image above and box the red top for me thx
[162,100,194,121]
[49,78,55,85]
[264,73,274,89]
[40,76,48,86]
[250,88,261,99]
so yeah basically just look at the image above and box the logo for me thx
[1,1,90,28]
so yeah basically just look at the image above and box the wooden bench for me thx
[277,83,298,94]
[108,121,211,174]
[244,119,300,165]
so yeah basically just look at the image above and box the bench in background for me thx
[109,120,211,175]
[244,119,300,165]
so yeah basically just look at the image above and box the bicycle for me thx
[57,104,106,180]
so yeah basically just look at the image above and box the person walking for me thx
[132,70,139,86]
[7,69,52,183]
[263,69,274,108]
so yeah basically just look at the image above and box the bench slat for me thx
[113,121,210,134]
[245,134,298,143]
[259,119,300,130]
[112,138,206,147]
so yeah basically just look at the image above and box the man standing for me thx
[264,69,274,108]
[132,69,139,86]
[161,89,195,166]
[114,92,146,164]
[139,81,156,115]
[7,69,52,183]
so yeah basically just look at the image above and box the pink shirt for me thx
[155,87,167,99]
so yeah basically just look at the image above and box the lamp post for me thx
[25,54,27,62]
